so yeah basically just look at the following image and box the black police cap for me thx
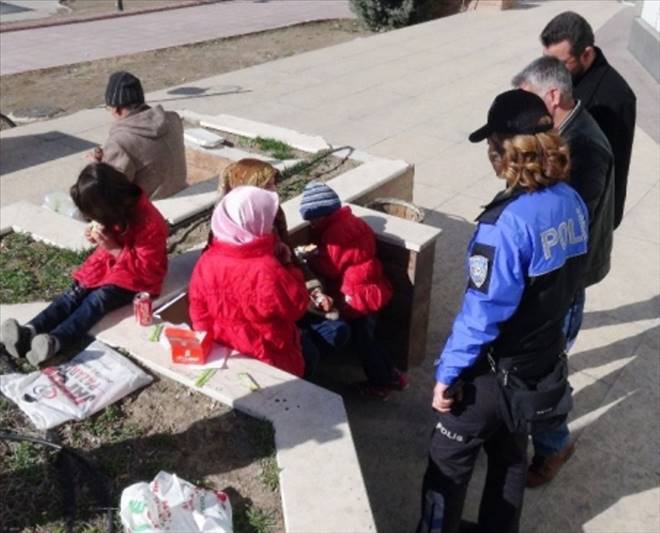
[469,89,553,143]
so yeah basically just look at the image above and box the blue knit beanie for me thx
[299,182,341,220]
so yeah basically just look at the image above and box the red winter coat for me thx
[188,234,309,377]
[309,206,392,319]
[73,194,168,296]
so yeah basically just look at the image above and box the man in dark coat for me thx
[513,56,615,487]
[541,11,636,228]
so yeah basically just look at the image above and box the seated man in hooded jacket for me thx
[93,71,187,200]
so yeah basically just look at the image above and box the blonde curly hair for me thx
[219,158,280,196]
[489,126,571,191]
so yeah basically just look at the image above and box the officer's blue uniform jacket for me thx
[436,182,589,385]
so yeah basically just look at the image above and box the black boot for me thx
[1,319,33,359]
[27,334,59,367]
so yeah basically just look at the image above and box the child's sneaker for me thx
[388,369,409,391]
[1,319,33,359]
[356,382,391,401]
[26,334,59,367]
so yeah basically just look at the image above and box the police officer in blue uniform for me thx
[417,89,589,533]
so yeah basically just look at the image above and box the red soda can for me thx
[133,292,153,326]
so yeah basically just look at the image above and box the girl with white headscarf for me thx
[188,186,319,377]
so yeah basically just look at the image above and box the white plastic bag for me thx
[0,340,152,430]
[42,190,85,220]
[120,471,233,532]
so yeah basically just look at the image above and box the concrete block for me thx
[349,204,439,253]
[154,191,217,226]
[1,201,90,251]
[200,114,330,153]
[184,127,224,148]
[280,158,413,236]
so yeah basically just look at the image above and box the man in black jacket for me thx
[541,11,636,228]
[513,55,615,488]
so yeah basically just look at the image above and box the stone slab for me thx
[200,114,331,153]
[154,191,217,226]
[349,204,440,253]
[0,201,90,250]
[183,127,224,148]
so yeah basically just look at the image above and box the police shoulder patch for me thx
[468,243,495,294]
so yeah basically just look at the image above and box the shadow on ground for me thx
[314,206,476,532]
[315,205,659,532]
[0,132,96,175]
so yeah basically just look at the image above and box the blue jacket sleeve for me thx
[435,216,530,385]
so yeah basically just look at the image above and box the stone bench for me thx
[1,196,439,532]
[0,246,375,533]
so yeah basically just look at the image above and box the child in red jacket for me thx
[1,163,168,366]
[188,185,319,377]
[299,182,407,399]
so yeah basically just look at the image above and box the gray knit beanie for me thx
[105,71,145,108]
[299,182,341,220]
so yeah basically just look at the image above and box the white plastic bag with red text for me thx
[0,340,152,430]
[120,471,233,532]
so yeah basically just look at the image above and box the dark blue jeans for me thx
[350,313,395,387]
[28,282,136,350]
[299,314,351,377]
[531,287,585,457]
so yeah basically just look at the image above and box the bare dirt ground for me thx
[0,357,283,532]
[0,0,212,30]
[0,19,370,120]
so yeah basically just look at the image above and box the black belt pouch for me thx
[496,353,573,434]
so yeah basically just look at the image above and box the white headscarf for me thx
[211,185,279,245]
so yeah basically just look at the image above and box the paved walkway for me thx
[1,1,658,532]
[0,0,352,75]
[0,0,60,23]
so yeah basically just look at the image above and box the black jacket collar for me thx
[573,47,609,107]
[476,187,526,224]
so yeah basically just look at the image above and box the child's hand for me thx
[294,244,318,261]
[94,229,122,257]
[87,147,103,162]
[84,226,97,244]
[318,294,334,312]
[310,288,333,312]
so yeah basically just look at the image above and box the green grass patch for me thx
[78,404,140,444]
[234,503,276,533]
[0,232,90,304]
[252,137,295,160]
[251,421,280,491]
[6,441,43,471]
[259,456,281,492]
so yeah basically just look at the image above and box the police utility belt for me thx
[486,347,573,434]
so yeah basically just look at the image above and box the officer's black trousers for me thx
[417,372,527,533]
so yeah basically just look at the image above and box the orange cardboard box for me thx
[164,327,213,365]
